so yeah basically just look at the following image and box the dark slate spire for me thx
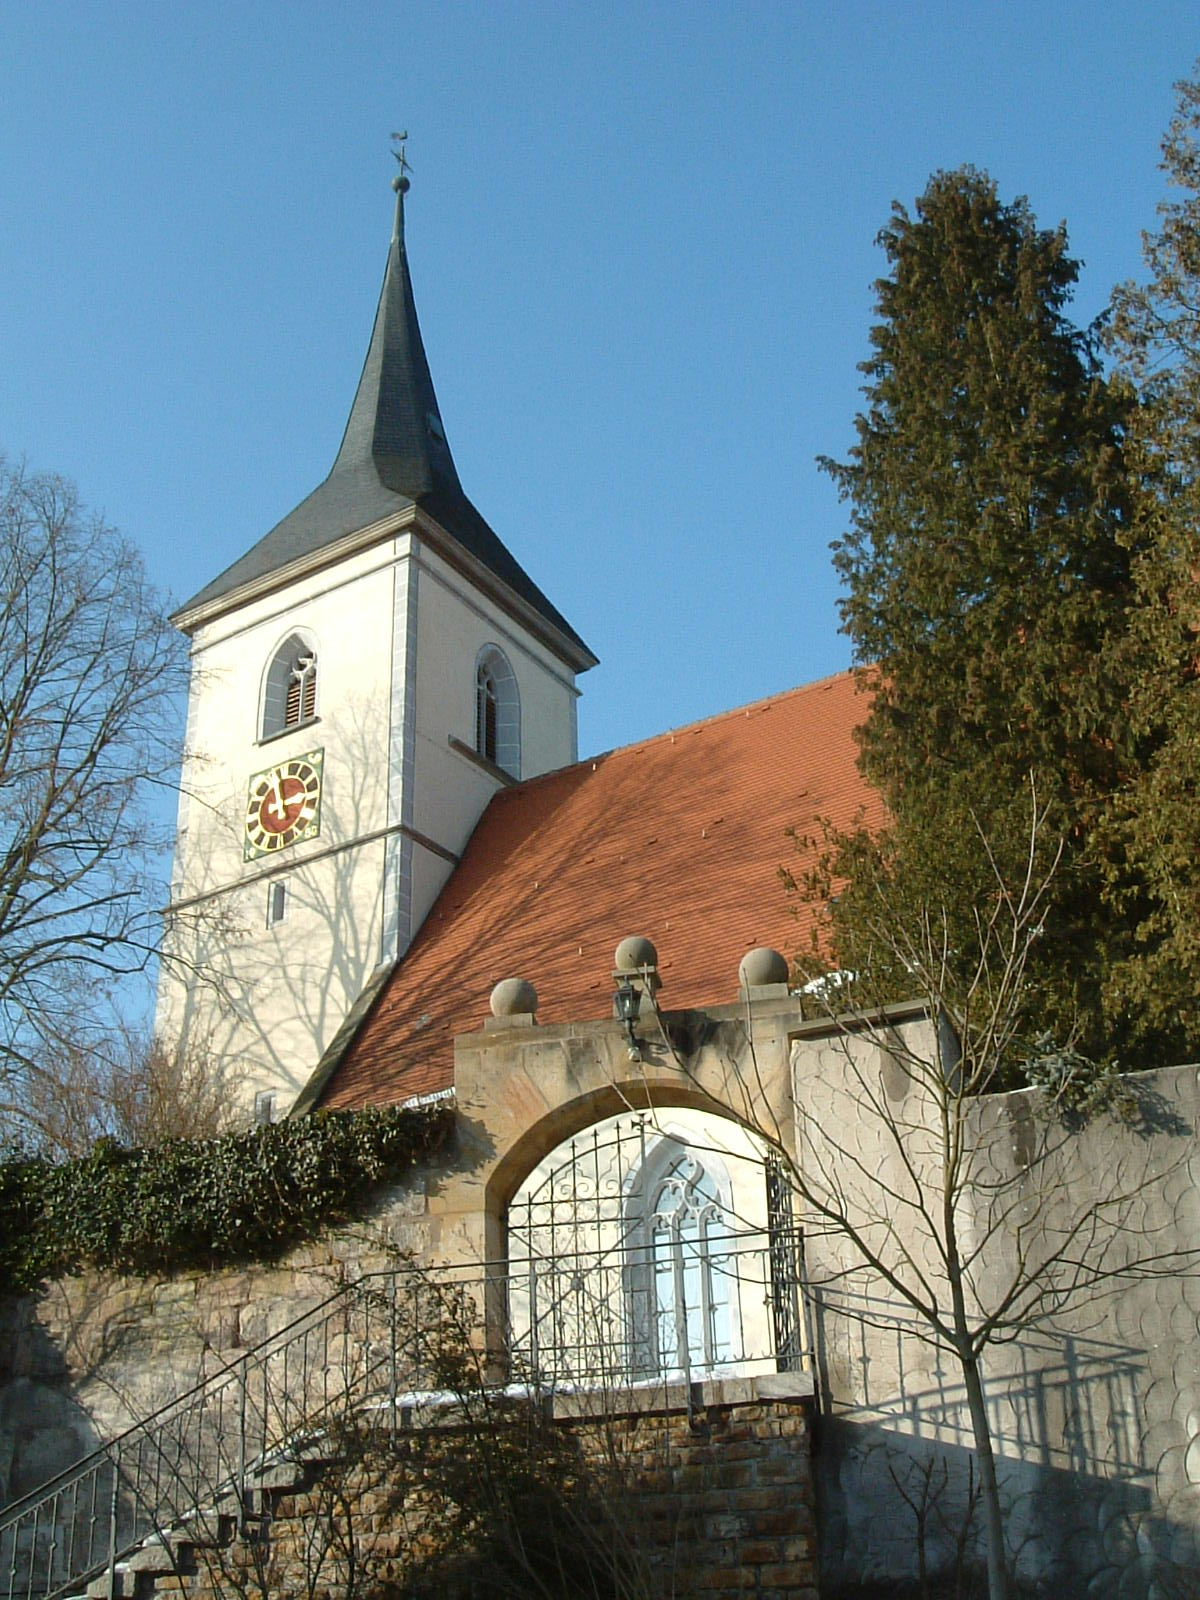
[330,171,462,499]
[177,170,594,667]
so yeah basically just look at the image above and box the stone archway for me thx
[419,1003,803,1385]
[503,1103,803,1387]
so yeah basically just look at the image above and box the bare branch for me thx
[0,456,187,1131]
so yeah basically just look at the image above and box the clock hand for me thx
[269,774,287,822]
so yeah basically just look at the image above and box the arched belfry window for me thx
[261,632,318,740]
[474,645,520,777]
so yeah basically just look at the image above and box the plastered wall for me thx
[798,1044,1200,1598]
[157,528,582,1115]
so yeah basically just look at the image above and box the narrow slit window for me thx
[267,880,288,927]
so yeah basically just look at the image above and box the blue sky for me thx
[0,3,1195,760]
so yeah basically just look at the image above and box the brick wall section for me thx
[557,1377,819,1599]
[125,1377,818,1600]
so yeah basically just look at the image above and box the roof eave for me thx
[410,506,598,675]
[171,503,598,676]
[289,960,398,1119]
[169,503,421,634]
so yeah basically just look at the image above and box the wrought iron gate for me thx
[506,1111,804,1388]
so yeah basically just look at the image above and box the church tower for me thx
[158,166,596,1117]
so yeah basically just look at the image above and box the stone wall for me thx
[111,1376,817,1600]
[558,1376,818,1600]
[799,1059,1200,1598]
[6,1000,1200,1599]
[0,1168,441,1506]
[0,994,808,1507]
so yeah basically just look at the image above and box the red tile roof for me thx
[320,671,881,1110]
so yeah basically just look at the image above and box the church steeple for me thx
[159,150,593,1121]
[175,165,594,669]
[330,168,462,501]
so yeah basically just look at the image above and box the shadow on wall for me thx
[812,1293,1200,1598]
[0,1316,99,1506]
[815,1419,1200,1600]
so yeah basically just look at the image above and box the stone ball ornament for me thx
[738,946,789,989]
[614,935,658,972]
[490,977,538,1018]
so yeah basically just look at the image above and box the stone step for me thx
[127,1537,178,1575]
[85,1563,135,1598]
[169,1509,228,1548]
[247,1459,309,1491]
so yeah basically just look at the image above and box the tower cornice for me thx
[172,500,598,675]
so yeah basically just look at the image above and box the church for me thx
[141,162,1200,1600]
[2,166,1194,1600]
[156,165,878,1122]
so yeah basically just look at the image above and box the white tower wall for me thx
[159,529,584,1116]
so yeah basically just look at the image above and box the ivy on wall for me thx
[0,1104,452,1294]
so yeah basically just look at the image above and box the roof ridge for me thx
[495,668,861,802]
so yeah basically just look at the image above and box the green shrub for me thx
[0,1103,452,1293]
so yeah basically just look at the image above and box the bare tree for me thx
[647,797,1193,1600]
[3,1029,240,1159]
[0,457,186,1121]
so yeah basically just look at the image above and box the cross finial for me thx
[391,131,412,194]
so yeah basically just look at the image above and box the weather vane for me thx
[391,131,412,191]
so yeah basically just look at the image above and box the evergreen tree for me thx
[1105,70,1200,1053]
[820,168,1137,1066]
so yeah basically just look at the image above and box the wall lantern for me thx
[614,977,642,1061]
[612,936,662,1064]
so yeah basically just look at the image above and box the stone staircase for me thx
[64,1448,332,1599]
[0,1265,454,1600]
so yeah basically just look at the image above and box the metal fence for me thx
[1,1234,806,1600]
[510,1228,804,1387]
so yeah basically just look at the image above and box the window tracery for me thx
[645,1148,734,1375]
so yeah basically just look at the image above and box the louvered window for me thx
[285,655,317,727]
[476,666,499,764]
[261,634,318,739]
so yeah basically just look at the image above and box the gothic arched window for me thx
[640,1145,735,1377]
[261,632,318,740]
[474,645,520,777]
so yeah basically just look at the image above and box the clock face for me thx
[244,750,323,860]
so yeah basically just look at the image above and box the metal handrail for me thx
[0,1272,398,1600]
[1,1281,350,1528]
[1,1234,804,1600]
